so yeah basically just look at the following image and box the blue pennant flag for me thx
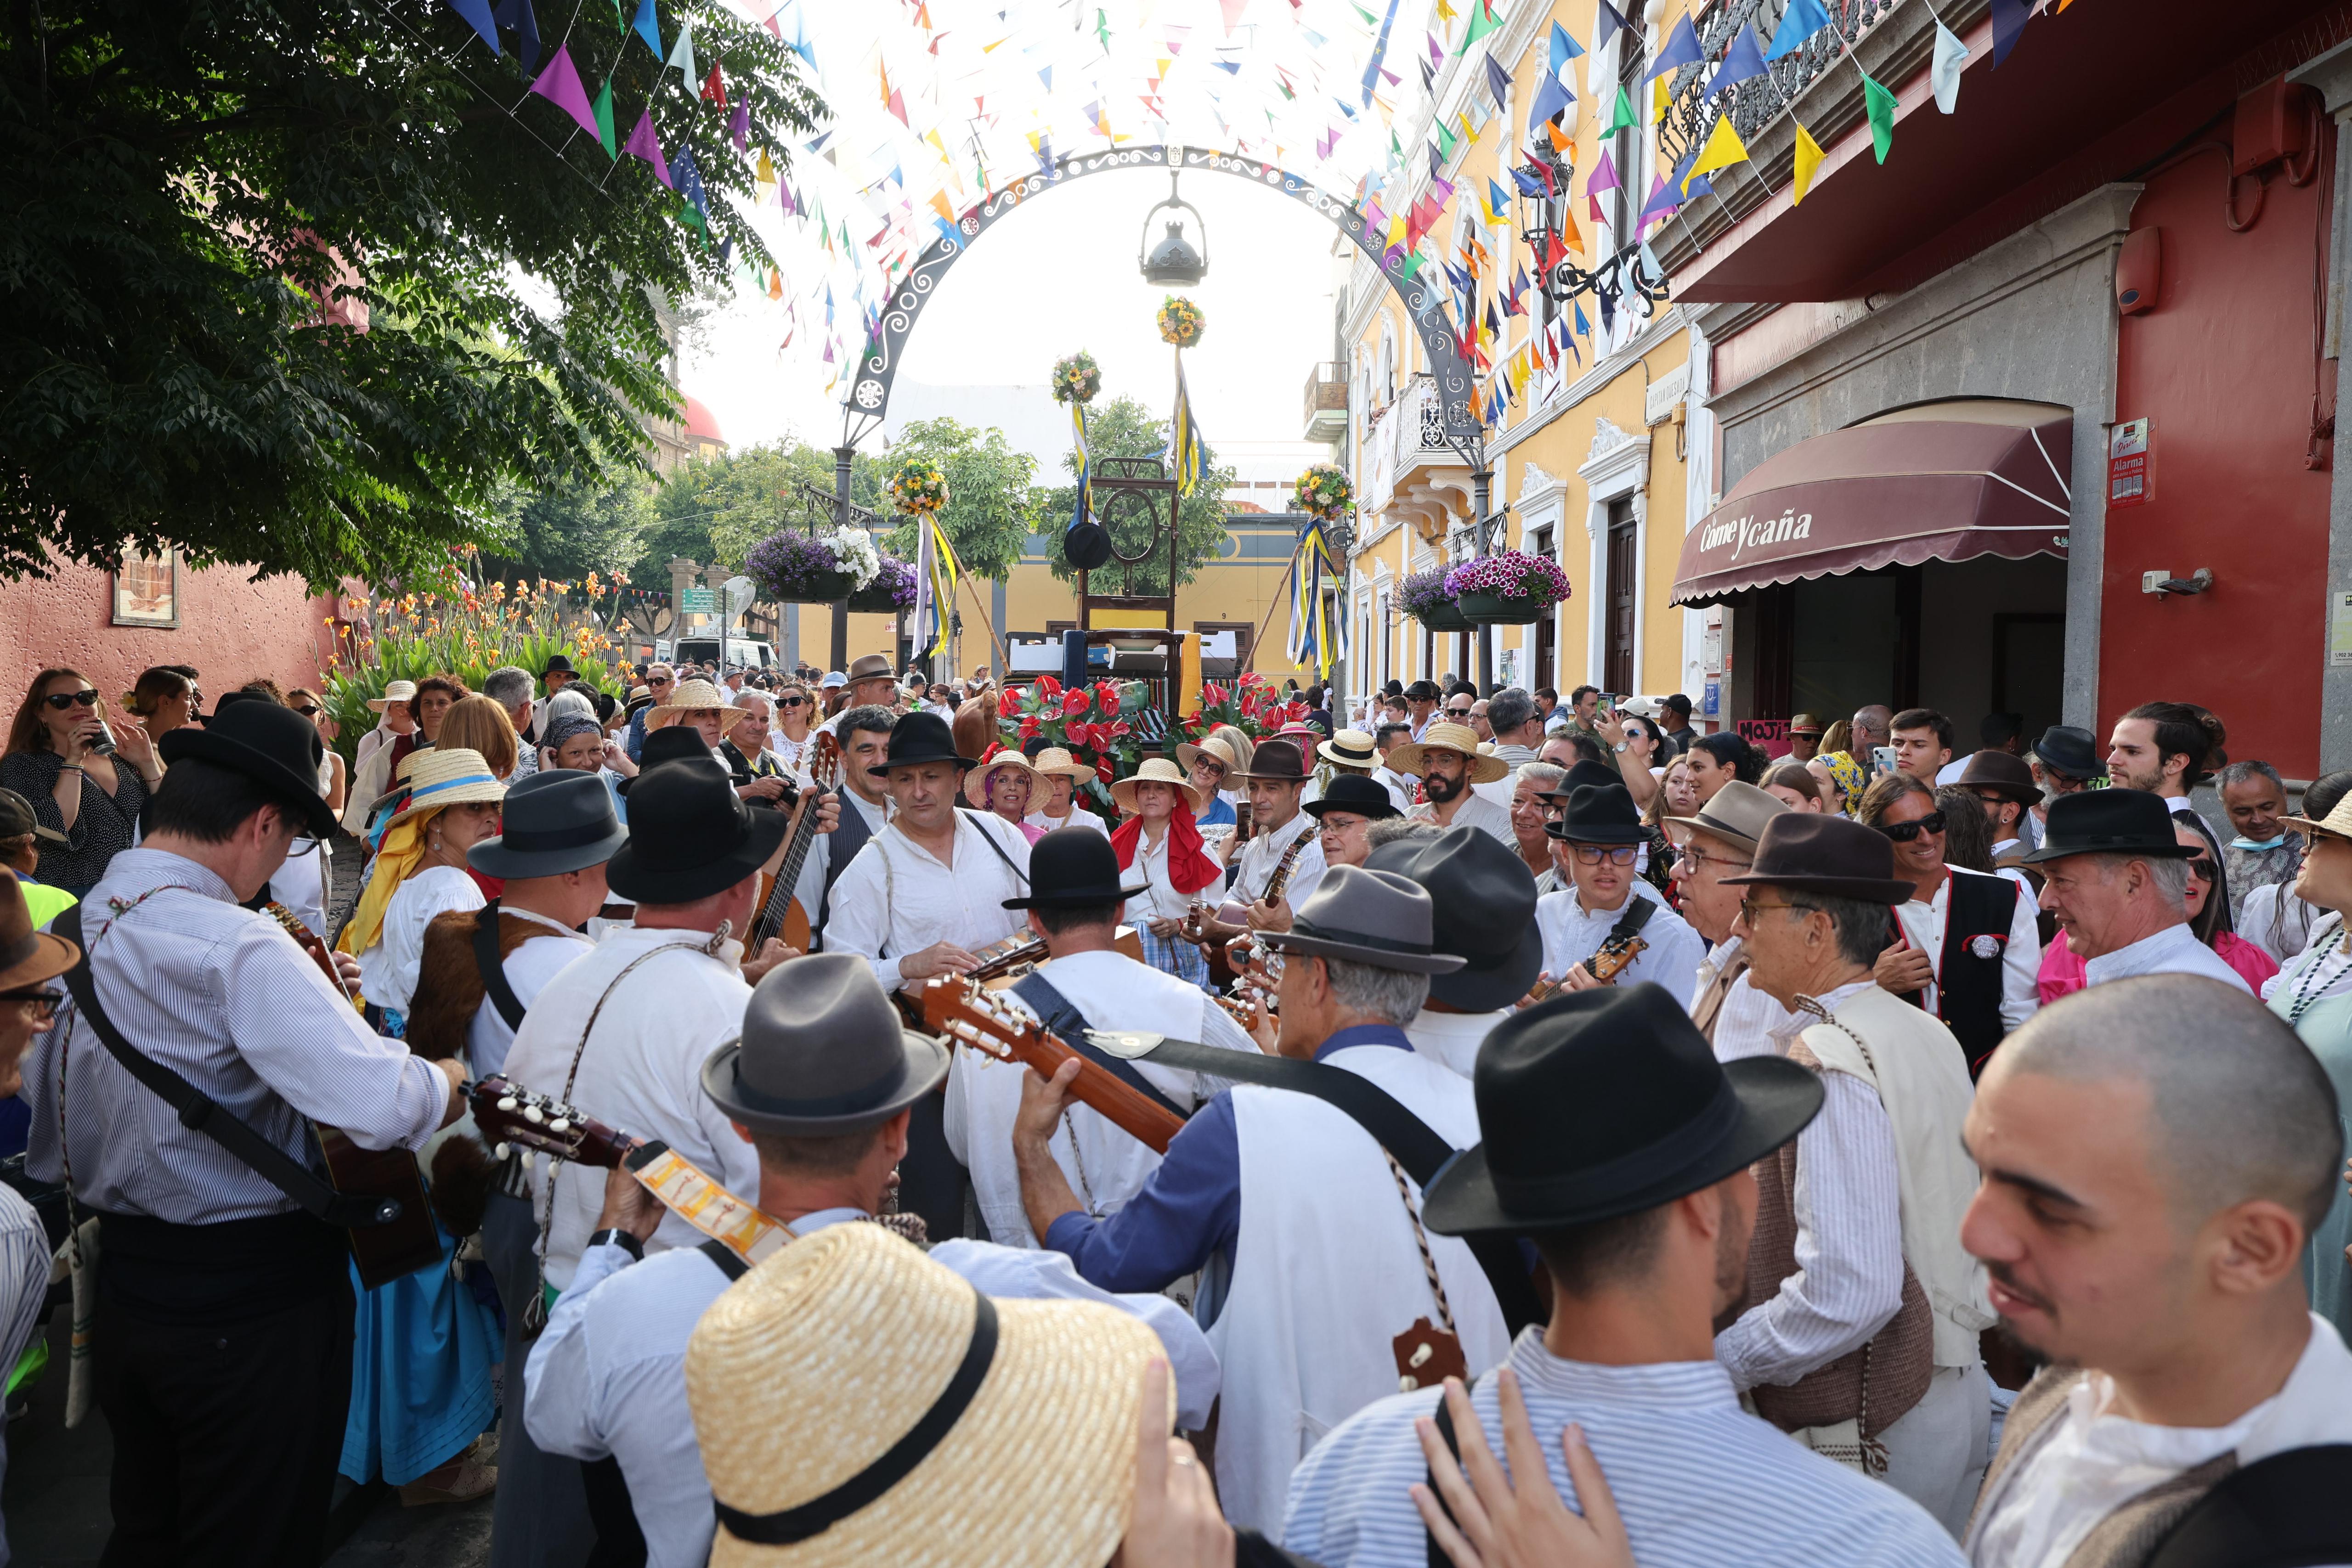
[1592,0,1629,53]
[492,0,540,73]
[1714,22,1768,92]
[1548,20,1583,71]
[670,143,708,217]
[1764,0,1831,62]
[1645,13,1703,80]
[1509,165,1547,197]
[444,0,500,54]
[629,0,660,59]
[1990,0,2033,65]
[1360,0,1403,107]
[1482,51,1512,110]
[1527,71,1574,130]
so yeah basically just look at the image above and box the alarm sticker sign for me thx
[2108,419,2150,509]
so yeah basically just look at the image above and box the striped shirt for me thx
[0,1182,46,1563]
[1283,1330,1966,1568]
[23,848,451,1223]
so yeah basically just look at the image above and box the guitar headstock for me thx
[807,730,841,793]
[917,975,1040,1066]
[469,1074,635,1168]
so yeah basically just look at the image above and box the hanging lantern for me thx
[1138,161,1210,286]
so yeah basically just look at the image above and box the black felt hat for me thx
[1367,826,1542,1012]
[868,711,975,777]
[542,653,577,677]
[1548,783,1644,845]
[2019,788,2203,866]
[606,757,791,904]
[1001,826,1147,910]
[158,699,336,838]
[1303,772,1402,821]
[469,769,628,879]
[616,723,713,796]
[1424,984,1824,1236]
[702,953,947,1134]
[2031,725,2101,782]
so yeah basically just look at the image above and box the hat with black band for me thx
[469,770,628,879]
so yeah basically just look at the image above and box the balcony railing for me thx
[1357,373,1463,516]
[1657,0,1900,184]
[1303,361,1348,442]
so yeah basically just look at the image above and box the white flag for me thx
[1931,20,1969,115]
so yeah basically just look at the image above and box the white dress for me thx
[355,864,485,1018]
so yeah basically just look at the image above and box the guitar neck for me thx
[752,797,827,948]
[966,932,1047,982]
[1262,823,1312,905]
[922,982,1186,1154]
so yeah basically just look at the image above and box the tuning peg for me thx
[497,1095,518,1112]
[494,1142,512,1160]
[549,1117,571,1134]
[523,1105,544,1124]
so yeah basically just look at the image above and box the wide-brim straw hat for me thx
[367,679,418,713]
[1031,746,1096,783]
[962,749,1039,809]
[687,1222,1164,1568]
[1110,756,1208,815]
[2287,794,2352,840]
[1173,736,1236,778]
[649,679,731,727]
[1386,722,1509,784]
[1317,729,1380,769]
[388,747,507,826]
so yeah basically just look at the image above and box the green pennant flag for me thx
[1604,84,1640,135]
[1455,0,1498,54]
[1399,248,1429,282]
[1860,68,1896,163]
[592,77,618,159]
[677,202,709,242]
[1436,119,1459,159]
[1352,1,1376,21]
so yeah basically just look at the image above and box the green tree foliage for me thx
[633,445,882,583]
[0,0,822,587]
[486,479,658,584]
[880,417,1044,580]
[1039,396,1233,597]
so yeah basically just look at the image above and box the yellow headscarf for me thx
[337,809,433,960]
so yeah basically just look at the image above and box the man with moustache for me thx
[1661,781,1798,1053]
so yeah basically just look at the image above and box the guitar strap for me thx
[1008,972,1193,1123]
[1606,897,1657,946]
[473,902,530,1033]
[1126,1035,1545,1338]
[698,1236,751,1281]
[51,906,399,1231]
[965,814,1031,888]
[1423,1374,1481,1568]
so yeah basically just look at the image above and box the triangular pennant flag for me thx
[492,0,540,73]
[1644,13,1702,80]
[670,142,708,216]
[1791,121,1824,203]
[729,94,749,151]
[1592,0,1627,53]
[1457,0,1499,53]
[665,18,695,95]
[526,46,600,139]
[1860,68,1896,162]
[769,267,783,300]
[701,62,726,107]
[1482,51,1511,109]
[1652,72,1671,123]
[591,76,617,158]
[1220,0,1246,32]
[1603,84,1639,135]
[1548,20,1583,70]
[1764,0,1831,62]
[1990,0,2033,65]
[1527,71,1573,130]
[628,0,659,56]
[778,177,796,214]
[1713,22,1767,93]
[1548,118,1573,154]
[1586,147,1620,195]
[442,0,499,54]
[1637,172,1680,223]
[1685,111,1749,188]
[1931,19,1969,113]
[624,108,673,186]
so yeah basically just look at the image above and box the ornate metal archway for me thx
[838,144,1481,446]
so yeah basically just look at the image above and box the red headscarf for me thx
[1111,798,1219,896]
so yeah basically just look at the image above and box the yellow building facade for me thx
[1337,0,1722,720]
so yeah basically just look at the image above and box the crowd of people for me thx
[2,649,2350,1568]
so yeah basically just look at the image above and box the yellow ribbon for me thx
[337,812,429,963]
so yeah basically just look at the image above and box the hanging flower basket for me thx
[886,457,950,517]
[1398,568,1470,632]
[1158,295,1205,348]
[1295,462,1355,522]
[1444,551,1572,624]
[745,526,882,604]
[847,555,918,615]
[1052,350,1103,405]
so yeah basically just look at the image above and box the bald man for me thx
[1963,976,2352,1565]
[1851,705,1893,773]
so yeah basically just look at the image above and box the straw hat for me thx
[962,748,1039,809]
[1031,746,1096,783]
[2287,792,2352,840]
[367,679,418,714]
[686,1222,1163,1568]
[388,747,507,826]
[1172,736,1236,778]
[648,678,730,728]
[1110,756,1208,815]
[1317,729,1380,770]
[1386,722,1509,784]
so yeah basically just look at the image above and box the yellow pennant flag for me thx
[1791,122,1825,205]
[1652,74,1670,124]
[925,129,948,158]
[1686,114,1749,191]
[929,190,956,225]
[1436,0,1456,18]
[755,147,775,184]
[1387,213,1408,248]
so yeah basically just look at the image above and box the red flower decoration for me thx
[1018,715,1041,739]
[1037,674,1063,699]
[1067,721,1093,750]
[1062,689,1090,718]
[1095,757,1115,782]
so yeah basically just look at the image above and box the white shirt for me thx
[1402,1005,1513,1077]
[1697,937,1803,1060]
[823,811,1033,991]
[1027,807,1109,837]
[1368,766,1414,812]
[1888,865,2041,1034]
[2081,921,2255,993]
[1229,808,1326,912]
[1407,791,1515,845]
[466,908,593,1080]
[1534,886,1707,1006]
[1713,981,1906,1391]
[501,926,759,1288]
[1122,823,1221,930]
[1969,1314,2352,1568]
[945,948,1260,1247]
[526,1209,1225,1568]
[356,864,484,1016]
[1935,757,1969,785]
[793,785,888,920]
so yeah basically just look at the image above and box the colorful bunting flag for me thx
[492,0,540,74]
[1990,0,2033,65]
[443,0,499,54]
[1713,22,1768,94]
[623,108,673,187]
[1764,0,1830,62]
[1455,0,1499,55]
[1686,112,1750,188]
[1527,71,1573,130]
[1602,85,1638,135]
[1548,20,1583,71]
[1586,148,1620,196]
[1592,0,1627,54]
[701,62,726,107]
[1931,19,1969,112]
[1171,358,1205,496]
[526,46,601,139]
[1860,69,1896,162]
[591,76,617,158]
[628,0,659,58]
[1482,51,1512,110]
[729,95,749,151]
[1645,13,1702,80]
[1790,121,1824,203]
[665,20,695,96]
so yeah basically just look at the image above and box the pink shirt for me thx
[2039,926,2278,1004]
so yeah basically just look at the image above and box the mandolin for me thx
[263,902,445,1290]
[919,976,1188,1153]
[746,732,841,955]
[963,923,1146,987]
[1522,930,1650,1005]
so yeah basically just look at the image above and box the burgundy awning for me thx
[1672,405,2073,606]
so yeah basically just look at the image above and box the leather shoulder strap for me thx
[1610,897,1658,941]
[2146,1444,2352,1568]
[1425,1373,1481,1568]
[473,901,529,1032]
[964,814,1030,887]
[51,905,397,1231]
[699,1236,750,1281]
[1010,972,1193,1124]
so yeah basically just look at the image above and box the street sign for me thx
[680,587,716,612]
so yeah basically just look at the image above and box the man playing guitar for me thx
[1187,739,1326,947]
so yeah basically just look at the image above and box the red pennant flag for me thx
[701,63,726,107]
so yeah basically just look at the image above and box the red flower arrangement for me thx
[1001,676,1148,820]
[1178,672,1311,744]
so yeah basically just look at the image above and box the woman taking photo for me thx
[1113,757,1219,986]
[1,668,162,895]
[337,748,507,1037]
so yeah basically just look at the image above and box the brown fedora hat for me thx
[1661,780,1788,856]
[1724,813,1918,904]
[1954,749,2041,804]
[1233,737,1311,782]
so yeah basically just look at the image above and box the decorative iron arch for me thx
[841,144,1481,445]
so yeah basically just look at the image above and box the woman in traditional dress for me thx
[967,750,1046,845]
[1024,746,1108,836]
[1113,757,1220,988]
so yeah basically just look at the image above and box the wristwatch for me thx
[588,1228,645,1261]
[1615,741,1629,753]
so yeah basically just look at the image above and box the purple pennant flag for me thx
[623,108,674,187]
[729,95,750,152]
[527,46,601,140]
[778,179,797,215]
[1637,173,1682,223]
[1586,147,1620,196]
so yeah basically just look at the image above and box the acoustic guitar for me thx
[919,976,1188,1153]
[746,732,841,954]
[1521,928,1650,1006]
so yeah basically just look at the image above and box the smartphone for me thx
[1597,693,1616,718]
[1873,745,1897,774]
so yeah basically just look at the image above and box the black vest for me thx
[1912,871,2019,1078]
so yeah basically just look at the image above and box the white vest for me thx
[1206,1044,1511,1534]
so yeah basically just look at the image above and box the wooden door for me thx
[1605,500,1637,694]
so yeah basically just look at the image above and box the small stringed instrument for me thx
[262,902,443,1289]
[1185,820,1313,989]
[746,732,840,955]
[1522,929,1651,1005]
[963,923,1147,987]
[919,976,1188,1154]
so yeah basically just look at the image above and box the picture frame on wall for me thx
[112,547,179,628]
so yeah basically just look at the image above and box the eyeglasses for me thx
[1569,844,1640,866]
[293,705,322,719]
[42,689,99,711]
[0,989,61,1021]
[2187,857,2217,881]
[1873,810,1946,843]
[1675,846,1753,874]
[1738,897,1803,923]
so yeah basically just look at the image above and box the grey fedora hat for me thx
[1367,826,1542,1011]
[702,953,949,1135]
[1660,779,1788,856]
[1258,865,1467,975]
[468,769,628,879]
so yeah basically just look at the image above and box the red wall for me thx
[0,562,335,726]
[2104,102,2337,779]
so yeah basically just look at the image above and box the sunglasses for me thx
[41,689,99,711]
[2187,857,2217,881]
[1873,810,1946,843]
[0,989,61,1021]
[293,705,322,719]
[1447,706,1473,717]
[1569,844,1640,866]
[779,696,807,708]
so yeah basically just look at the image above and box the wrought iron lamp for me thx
[1138,164,1210,285]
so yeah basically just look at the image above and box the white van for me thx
[657,637,776,670]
